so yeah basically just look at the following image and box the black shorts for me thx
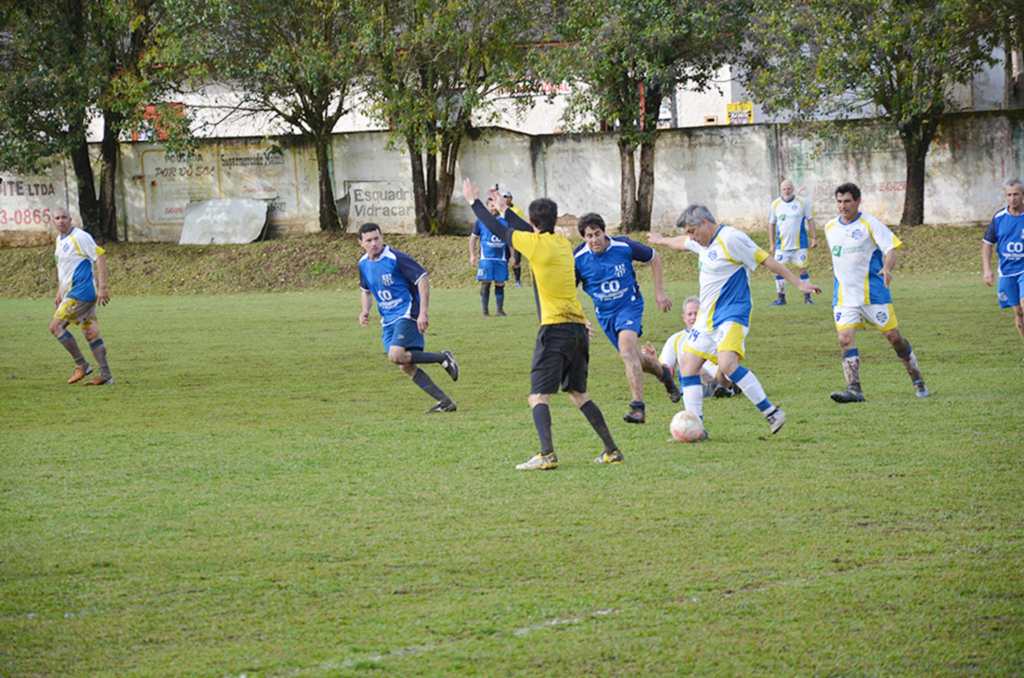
[530,322,589,395]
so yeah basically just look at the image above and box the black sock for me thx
[412,368,449,402]
[408,350,445,364]
[495,286,505,312]
[480,282,491,313]
[580,400,617,453]
[532,403,554,455]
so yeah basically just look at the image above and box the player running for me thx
[461,178,624,470]
[573,212,679,423]
[824,183,930,402]
[647,204,821,437]
[358,223,460,413]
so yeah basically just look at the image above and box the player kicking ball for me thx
[648,204,821,437]
[357,223,460,413]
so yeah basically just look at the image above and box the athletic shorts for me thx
[683,321,749,362]
[477,259,509,283]
[833,303,898,331]
[530,322,589,394]
[54,297,97,329]
[997,274,1024,308]
[381,318,424,353]
[597,297,644,350]
[774,248,808,269]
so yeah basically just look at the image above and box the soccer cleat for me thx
[766,407,786,434]
[830,388,866,403]
[424,399,457,413]
[593,450,625,464]
[622,408,646,424]
[516,453,557,470]
[713,383,734,398]
[913,380,930,398]
[83,374,113,386]
[496,309,507,317]
[482,311,490,317]
[694,429,709,441]
[67,364,93,384]
[664,377,681,403]
[441,350,459,381]
[767,299,787,306]
[804,295,814,304]
[515,281,523,287]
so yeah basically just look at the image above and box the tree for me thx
[742,0,1002,225]
[358,0,537,235]
[551,0,748,232]
[0,0,162,241]
[161,0,362,232]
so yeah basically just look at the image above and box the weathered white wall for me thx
[3,111,1021,246]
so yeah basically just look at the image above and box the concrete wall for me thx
[2,110,1022,246]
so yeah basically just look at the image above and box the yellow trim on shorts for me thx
[718,322,747,360]
[683,344,718,364]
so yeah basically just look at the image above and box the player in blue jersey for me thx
[766,179,818,305]
[49,209,115,385]
[573,213,679,423]
[357,223,460,413]
[648,204,821,437]
[469,197,510,317]
[982,178,1024,357]
[824,183,929,402]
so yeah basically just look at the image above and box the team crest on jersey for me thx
[381,273,393,286]
[875,311,888,323]
[708,250,718,261]
[850,229,863,240]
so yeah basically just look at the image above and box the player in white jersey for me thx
[48,209,114,385]
[642,296,732,398]
[981,178,1024,357]
[648,204,821,437]
[766,179,817,305]
[824,183,929,403]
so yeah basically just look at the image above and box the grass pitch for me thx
[1,270,1022,676]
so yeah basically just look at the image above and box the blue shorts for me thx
[597,298,644,350]
[477,259,509,282]
[381,318,424,353]
[997,274,1024,308]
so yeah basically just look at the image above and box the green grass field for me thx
[2,246,1023,675]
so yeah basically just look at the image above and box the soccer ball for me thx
[670,410,705,442]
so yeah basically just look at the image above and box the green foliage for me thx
[1,270,1022,675]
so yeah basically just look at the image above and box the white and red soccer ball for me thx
[670,410,705,442]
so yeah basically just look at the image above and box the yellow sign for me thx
[727,102,754,125]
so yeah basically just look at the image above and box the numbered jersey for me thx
[983,207,1024,277]
[574,236,654,316]
[359,245,427,326]
[472,218,509,261]
[54,227,105,302]
[767,195,814,250]
[693,226,769,333]
[824,212,901,306]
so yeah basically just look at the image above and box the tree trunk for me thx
[315,134,340,231]
[68,135,101,236]
[619,138,637,232]
[635,139,657,233]
[98,113,120,241]
[899,116,940,226]
[434,133,461,236]
[408,137,429,234]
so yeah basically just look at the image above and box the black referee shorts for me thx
[530,322,589,395]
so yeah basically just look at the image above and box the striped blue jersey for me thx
[358,245,427,326]
[54,227,105,302]
[573,236,654,316]
[983,207,1024,277]
[824,212,901,306]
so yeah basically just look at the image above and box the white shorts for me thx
[683,321,749,362]
[834,303,898,331]
[775,248,808,269]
